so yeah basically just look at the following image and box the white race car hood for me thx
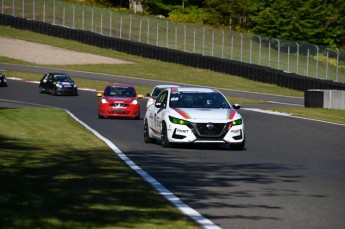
[171,107,239,121]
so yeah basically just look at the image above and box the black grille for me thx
[191,123,227,137]
[110,103,129,107]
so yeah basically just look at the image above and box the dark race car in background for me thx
[0,73,8,87]
[39,73,78,96]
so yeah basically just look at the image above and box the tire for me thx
[135,111,140,120]
[98,114,104,119]
[229,139,245,151]
[161,122,172,148]
[39,86,44,94]
[144,119,155,143]
[51,88,57,96]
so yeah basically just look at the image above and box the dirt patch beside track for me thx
[0,36,132,65]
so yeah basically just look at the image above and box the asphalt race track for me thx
[1,69,345,228]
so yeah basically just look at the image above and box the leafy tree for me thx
[168,6,208,24]
[249,0,345,47]
[77,0,344,47]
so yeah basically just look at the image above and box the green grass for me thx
[0,25,303,98]
[271,107,345,125]
[0,108,199,229]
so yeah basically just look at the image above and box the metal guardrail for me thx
[1,0,344,83]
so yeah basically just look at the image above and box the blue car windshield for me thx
[104,86,136,97]
[152,88,164,97]
[169,92,230,109]
[53,75,72,82]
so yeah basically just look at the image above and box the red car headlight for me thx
[101,98,108,104]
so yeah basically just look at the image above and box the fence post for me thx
[12,0,14,16]
[276,39,280,69]
[91,8,94,32]
[193,29,195,53]
[43,1,46,22]
[221,30,224,58]
[306,49,310,76]
[72,4,75,29]
[165,20,168,48]
[249,37,252,64]
[82,8,84,30]
[147,17,150,44]
[63,6,65,27]
[138,18,142,42]
[287,46,290,72]
[268,42,271,67]
[295,42,299,74]
[202,28,205,56]
[33,0,35,20]
[211,31,214,56]
[109,11,112,37]
[240,33,243,62]
[129,14,132,40]
[174,26,177,49]
[326,51,329,80]
[156,23,159,46]
[315,45,319,78]
[22,0,24,18]
[53,0,55,25]
[100,13,103,35]
[335,48,339,82]
[183,24,186,52]
[119,16,123,39]
[257,35,261,65]
[230,34,233,60]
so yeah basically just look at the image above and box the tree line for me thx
[77,0,345,48]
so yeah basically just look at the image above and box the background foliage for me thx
[70,0,344,48]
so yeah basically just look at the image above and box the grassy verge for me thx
[0,25,303,98]
[0,108,199,229]
[271,107,345,125]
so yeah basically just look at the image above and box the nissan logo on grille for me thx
[206,122,214,130]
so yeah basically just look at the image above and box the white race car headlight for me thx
[227,118,243,129]
[169,116,189,125]
[56,83,63,88]
[131,99,138,105]
[101,98,108,104]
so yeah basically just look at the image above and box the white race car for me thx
[144,87,245,150]
[146,84,179,108]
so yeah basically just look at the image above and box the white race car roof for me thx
[154,84,179,88]
[172,87,216,93]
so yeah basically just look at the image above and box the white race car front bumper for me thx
[166,121,244,144]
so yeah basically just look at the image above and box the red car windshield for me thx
[104,86,136,97]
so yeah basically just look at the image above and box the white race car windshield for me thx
[169,92,230,109]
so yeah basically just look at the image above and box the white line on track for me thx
[0,98,221,229]
[267,100,304,106]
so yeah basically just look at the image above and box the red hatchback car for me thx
[97,84,143,119]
